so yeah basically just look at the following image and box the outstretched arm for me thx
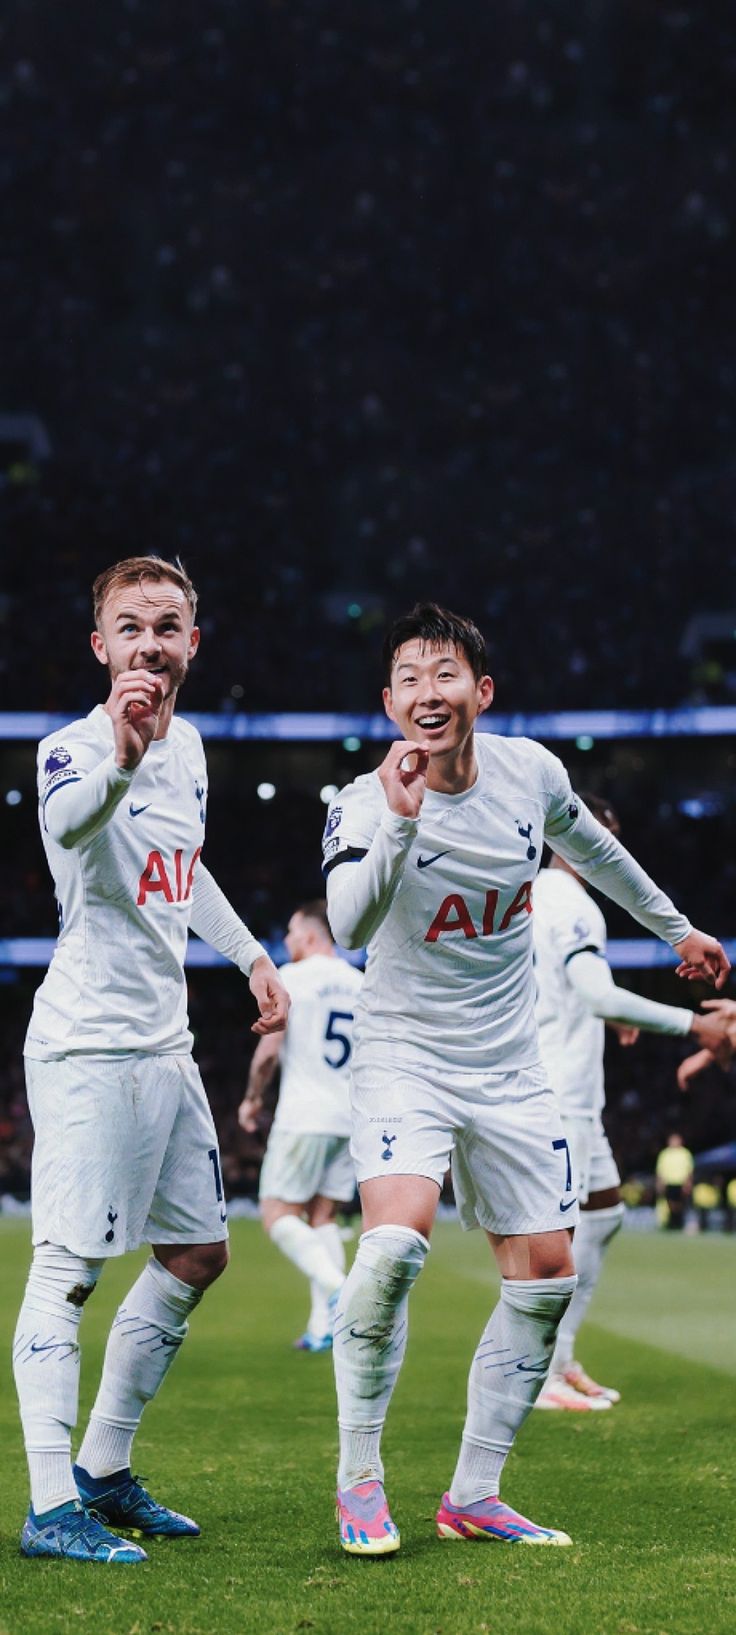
[546,802,729,988]
[567,952,734,1059]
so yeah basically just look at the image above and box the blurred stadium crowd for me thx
[3,0,736,713]
[2,0,736,1200]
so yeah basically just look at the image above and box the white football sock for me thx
[307,1222,346,1336]
[449,1275,576,1507]
[76,1257,202,1478]
[333,1225,429,1490]
[552,1204,624,1373]
[13,1242,103,1514]
[269,1214,344,1299]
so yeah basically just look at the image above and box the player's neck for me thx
[426,737,478,795]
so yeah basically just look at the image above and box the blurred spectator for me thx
[655,1132,694,1229]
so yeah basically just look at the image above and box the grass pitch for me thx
[1,1219,735,1635]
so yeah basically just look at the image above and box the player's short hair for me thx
[383,602,488,684]
[92,555,198,629]
[295,900,334,942]
[579,791,620,833]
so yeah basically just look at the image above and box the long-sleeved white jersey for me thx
[533,866,692,1116]
[322,733,692,1082]
[26,705,265,1058]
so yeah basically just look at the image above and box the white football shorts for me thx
[25,1053,228,1258]
[259,1130,355,1205]
[350,1061,579,1235]
[561,1112,620,1206]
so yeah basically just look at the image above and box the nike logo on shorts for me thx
[559,1197,577,1213]
[417,850,452,869]
[129,803,152,818]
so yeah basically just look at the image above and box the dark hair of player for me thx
[382,602,488,685]
[296,900,334,941]
[92,555,198,629]
[579,791,620,834]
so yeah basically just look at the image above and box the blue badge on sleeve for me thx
[44,746,72,775]
[323,805,343,839]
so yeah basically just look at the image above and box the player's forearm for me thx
[567,952,692,1035]
[43,753,136,849]
[547,811,692,945]
[326,810,418,948]
[246,1056,278,1099]
[189,865,267,975]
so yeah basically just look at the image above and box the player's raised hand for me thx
[378,738,431,819]
[106,670,164,770]
[672,929,731,991]
[249,956,290,1035]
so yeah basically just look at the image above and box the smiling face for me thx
[383,640,494,759]
[90,577,200,701]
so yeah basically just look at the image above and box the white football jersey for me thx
[272,954,363,1136]
[26,705,209,1058]
[533,868,607,1116]
[323,734,581,1079]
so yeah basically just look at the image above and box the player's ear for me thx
[188,625,200,661]
[476,675,494,716]
[90,631,108,667]
[382,686,397,724]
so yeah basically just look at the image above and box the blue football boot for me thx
[74,1465,200,1538]
[21,1499,147,1562]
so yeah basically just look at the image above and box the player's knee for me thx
[502,1273,577,1323]
[199,1240,229,1285]
[26,1243,103,1317]
[355,1224,430,1299]
[156,1240,229,1289]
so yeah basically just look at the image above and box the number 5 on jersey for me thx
[323,1010,354,1070]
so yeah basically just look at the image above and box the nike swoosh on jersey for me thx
[417,850,452,869]
[129,803,152,818]
[559,1197,577,1213]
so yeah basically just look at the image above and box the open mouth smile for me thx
[415,714,451,731]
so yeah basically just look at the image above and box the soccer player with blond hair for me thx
[14,555,289,1564]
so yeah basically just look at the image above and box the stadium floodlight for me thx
[319,784,339,804]
[342,735,362,751]
[256,782,276,801]
[5,789,22,806]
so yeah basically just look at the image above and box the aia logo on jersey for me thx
[137,847,202,905]
[425,883,533,942]
[44,746,72,775]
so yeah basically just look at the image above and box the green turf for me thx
[1,1220,735,1635]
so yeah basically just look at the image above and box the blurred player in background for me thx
[322,602,729,1557]
[655,1132,694,1228]
[14,556,289,1566]
[532,793,732,1411]
[239,901,361,1350]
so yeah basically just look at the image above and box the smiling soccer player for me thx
[322,601,729,1556]
[14,555,289,1564]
